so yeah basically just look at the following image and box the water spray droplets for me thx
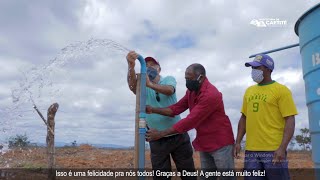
[1,38,131,154]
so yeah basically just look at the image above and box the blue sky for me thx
[0,0,319,149]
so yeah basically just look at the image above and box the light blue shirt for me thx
[146,76,181,131]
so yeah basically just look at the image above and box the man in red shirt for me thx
[146,63,235,180]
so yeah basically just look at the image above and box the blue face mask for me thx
[147,67,158,81]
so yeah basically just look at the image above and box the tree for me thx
[295,128,311,150]
[71,140,77,147]
[8,134,30,148]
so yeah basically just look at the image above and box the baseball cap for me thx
[145,57,160,66]
[245,54,274,71]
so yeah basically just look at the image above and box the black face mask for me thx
[147,67,158,81]
[186,75,202,91]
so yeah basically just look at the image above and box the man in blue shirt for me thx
[127,51,195,179]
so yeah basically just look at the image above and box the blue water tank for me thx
[295,3,320,178]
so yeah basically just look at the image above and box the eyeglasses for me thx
[156,92,160,102]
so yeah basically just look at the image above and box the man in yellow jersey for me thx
[233,54,298,180]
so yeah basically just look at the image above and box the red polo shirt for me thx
[169,77,234,152]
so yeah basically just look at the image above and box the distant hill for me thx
[33,142,129,149]
[89,143,128,149]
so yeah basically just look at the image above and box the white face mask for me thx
[251,69,264,83]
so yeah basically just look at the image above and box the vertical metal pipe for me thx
[137,55,146,179]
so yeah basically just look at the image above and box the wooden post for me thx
[134,74,141,169]
[33,105,54,135]
[47,103,59,180]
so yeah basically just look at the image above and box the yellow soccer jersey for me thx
[241,81,298,151]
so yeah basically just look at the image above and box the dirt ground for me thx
[0,144,315,179]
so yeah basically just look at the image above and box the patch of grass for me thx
[14,162,47,169]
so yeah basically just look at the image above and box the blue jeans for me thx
[244,151,290,180]
[200,144,235,180]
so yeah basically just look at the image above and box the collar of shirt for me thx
[189,77,209,97]
[199,77,209,93]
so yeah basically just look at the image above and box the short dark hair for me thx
[190,63,206,76]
